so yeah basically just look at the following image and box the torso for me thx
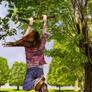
[25,33,50,68]
[25,47,46,68]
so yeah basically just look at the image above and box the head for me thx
[24,30,41,48]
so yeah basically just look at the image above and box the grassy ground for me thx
[0,89,80,92]
[49,89,80,92]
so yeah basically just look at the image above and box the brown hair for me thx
[4,31,41,48]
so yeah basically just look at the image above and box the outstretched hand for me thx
[29,17,34,25]
[43,15,47,22]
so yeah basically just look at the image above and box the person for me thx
[3,15,50,92]
[23,15,50,92]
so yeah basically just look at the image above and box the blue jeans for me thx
[23,66,44,91]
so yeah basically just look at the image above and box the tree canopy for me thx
[0,57,9,87]
[9,61,27,90]
[0,0,72,40]
[47,40,84,87]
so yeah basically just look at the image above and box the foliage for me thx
[47,40,84,87]
[0,57,9,86]
[0,16,17,40]
[9,61,27,88]
[47,57,75,86]
[0,0,72,40]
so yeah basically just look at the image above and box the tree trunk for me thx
[17,86,19,90]
[84,62,92,92]
[59,86,61,92]
[74,78,79,91]
[71,0,92,92]
[80,72,84,92]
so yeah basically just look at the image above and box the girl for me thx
[3,15,50,92]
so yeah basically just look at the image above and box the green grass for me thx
[0,89,80,92]
[49,89,80,92]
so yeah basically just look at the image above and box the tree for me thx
[0,57,9,87]
[1,0,92,92]
[47,57,76,90]
[47,40,84,91]
[69,1,92,92]
[0,15,17,39]
[9,61,27,90]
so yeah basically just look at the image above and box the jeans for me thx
[23,66,44,91]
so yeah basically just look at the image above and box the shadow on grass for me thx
[0,91,8,92]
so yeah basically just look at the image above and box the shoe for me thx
[39,88,42,92]
[34,77,45,91]
[41,83,48,92]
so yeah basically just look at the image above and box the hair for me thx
[28,31,41,48]
[4,31,41,48]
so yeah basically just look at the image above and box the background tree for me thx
[47,57,75,91]
[0,57,9,87]
[47,40,84,91]
[9,61,27,90]
[0,17,17,39]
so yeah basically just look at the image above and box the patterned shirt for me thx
[25,33,50,68]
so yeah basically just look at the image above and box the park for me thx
[0,0,92,92]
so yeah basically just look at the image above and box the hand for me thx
[43,15,47,22]
[29,17,34,25]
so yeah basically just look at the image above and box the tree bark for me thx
[74,78,79,91]
[59,86,61,92]
[71,0,92,92]
[17,86,19,90]
[84,62,92,92]
[80,72,84,92]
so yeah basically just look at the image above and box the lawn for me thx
[0,89,80,92]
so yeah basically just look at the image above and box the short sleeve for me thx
[40,33,50,49]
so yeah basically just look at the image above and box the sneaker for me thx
[41,83,48,92]
[34,77,45,91]
[39,87,42,92]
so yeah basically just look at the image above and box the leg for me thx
[23,68,36,91]
[32,67,45,91]
[23,79,36,91]
[23,67,44,91]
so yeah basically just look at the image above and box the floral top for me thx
[25,33,50,68]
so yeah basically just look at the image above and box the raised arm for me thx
[43,15,47,33]
[23,17,34,37]
[40,15,51,49]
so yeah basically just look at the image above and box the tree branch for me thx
[18,15,55,24]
